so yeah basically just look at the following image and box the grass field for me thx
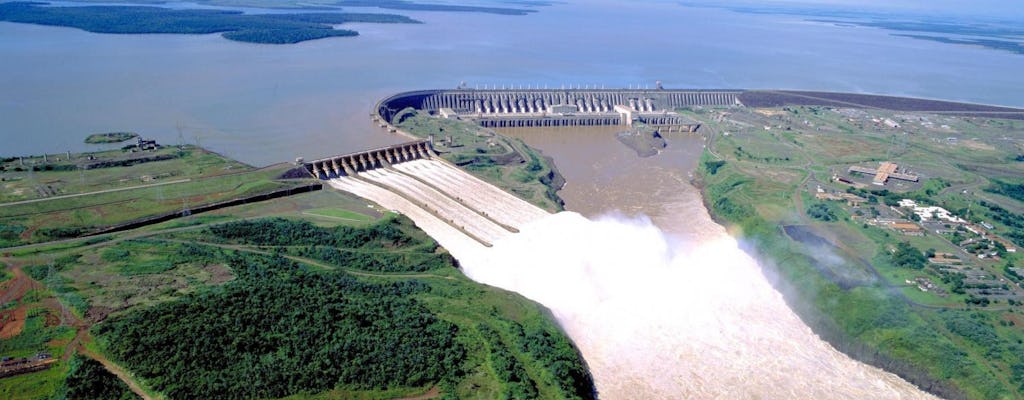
[696,105,1024,399]
[1,145,312,247]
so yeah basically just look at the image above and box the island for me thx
[84,132,139,144]
[0,2,421,44]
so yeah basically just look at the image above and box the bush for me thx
[807,203,837,222]
[703,160,726,175]
[891,242,926,270]
[62,356,136,400]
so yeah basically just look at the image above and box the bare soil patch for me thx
[0,265,42,304]
[396,386,440,400]
[0,306,27,339]
[204,263,234,285]
[85,306,116,324]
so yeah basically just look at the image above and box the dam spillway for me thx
[303,140,434,179]
[307,143,550,249]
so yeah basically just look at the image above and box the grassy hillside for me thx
[0,145,311,247]
[1,183,593,399]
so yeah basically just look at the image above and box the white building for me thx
[899,199,966,223]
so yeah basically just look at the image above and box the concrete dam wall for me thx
[303,140,433,179]
[306,143,549,248]
[375,89,743,130]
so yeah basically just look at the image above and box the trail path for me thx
[0,179,190,208]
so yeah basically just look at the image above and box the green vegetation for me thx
[205,217,453,273]
[97,253,463,399]
[986,178,1024,203]
[0,145,308,246]
[806,203,837,221]
[0,2,420,44]
[304,208,374,223]
[890,242,927,270]
[84,132,138,144]
[695,104,1024,399]
[703,159,727,175]
[3,174,592,400]
[61,356,137,400]
[0,287,76,400]
[395,110,565,211]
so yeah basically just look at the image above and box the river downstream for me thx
[461,128,938,399]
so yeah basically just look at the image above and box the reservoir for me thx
[2,1,1023,165]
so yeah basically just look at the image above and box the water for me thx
[464,212,937,399]
[472,128,935,398]
[1,2,1018,397]
[2,1,1023,165]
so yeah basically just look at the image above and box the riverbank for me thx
[693,103,1024,399]
[694,170,966,399]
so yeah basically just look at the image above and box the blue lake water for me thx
[1,1,1022,165]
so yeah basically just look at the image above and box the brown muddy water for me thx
[499,126,709,239]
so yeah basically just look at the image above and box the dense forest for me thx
[97,253,464,399]
[61,356,138,400]
[0,2,419,44]
[207,217,454,272]
[86,217,595,399]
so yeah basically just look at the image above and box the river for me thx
[454,127,938,398]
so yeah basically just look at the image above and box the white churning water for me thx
[328,158,939,399]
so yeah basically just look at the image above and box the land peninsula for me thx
[0,136,592,399]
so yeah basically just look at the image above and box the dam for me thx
[374,88,744,132]
[311,88,943,399]
[305,140,549,249]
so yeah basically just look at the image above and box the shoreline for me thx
[691,165,966,399]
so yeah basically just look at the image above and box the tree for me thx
[891,242,926,270]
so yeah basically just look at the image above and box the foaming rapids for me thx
[457,211,938,399]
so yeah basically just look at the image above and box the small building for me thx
[136,137,158,151]
[899,199,965,224]
[848,162,918,186]
[891,222,924,235]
